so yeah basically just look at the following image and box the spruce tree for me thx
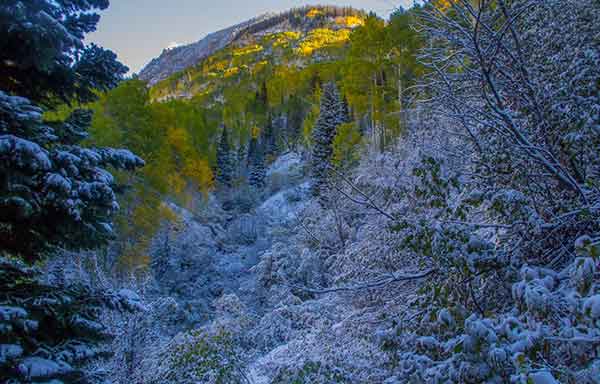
[248,136,266,189]
[216,125,234,189]
[310,82,343,198]
[0,0,143,261]
[0,1,124,106]
[286,96,306,151]
[237,141,248,180]
[0,1,144,382]
[261,114,278,160]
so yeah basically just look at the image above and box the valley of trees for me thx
[1,1,599,383]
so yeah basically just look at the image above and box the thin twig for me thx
[289,269,437,294]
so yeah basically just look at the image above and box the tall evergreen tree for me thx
[0,0,143,261]
[261,114,278,160]
[0,1,124,106]
[310,82,343,198]
[236,141,248,180]
[286,96,306,151]
[251,81,269,117]
[0,1,144,382]
[216,125,234,189]
[247,136,266,189]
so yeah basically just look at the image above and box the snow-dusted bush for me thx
[147,329,245,384]
[0,255,143,383]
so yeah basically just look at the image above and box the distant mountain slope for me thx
[139,6,365,86]
[139,14,276,86]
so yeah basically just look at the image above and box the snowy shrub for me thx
[271,361,349,384]
[148,329,245,384]
[0,256,142,383]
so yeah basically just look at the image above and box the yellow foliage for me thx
[435,0,455,11]
[232,44,263,57]
[167,172,187,194]
[252,60,269,75]
[251,125,261,138]
[132,201,161,234]
[204,59,229,74]
[117,192,180,273]
[296,28,350,56]
[224,67,240,78]
[270,31,302,48]
[335,16,364,27]
[306,8,324,18]
[183,158,214,197]
[166,127,189,153]
[158,203,179,223]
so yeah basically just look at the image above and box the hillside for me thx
[139,6,366,88]
[72,4,410,283]
[138,13,275,87]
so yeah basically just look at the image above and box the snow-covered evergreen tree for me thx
[216,125,235,189]
[310,82,343,198]
[0,2,145,382]
[0,1,143,262]
[248,136,266,189]
[0,1,125,106]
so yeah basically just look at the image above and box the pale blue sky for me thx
[88,1,412,74]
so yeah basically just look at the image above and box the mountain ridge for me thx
[138,5,366,86]
[138,13,275,86]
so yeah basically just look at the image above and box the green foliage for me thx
[159,329,243,384]
[87,80,215,271]
[141,6,424,182]
[272,361,349,384]
[342,9,425,150]
[332,122,363,169]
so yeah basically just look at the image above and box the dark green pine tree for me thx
[261,114,278,161]
[0,0,143,261]
[0,1,125,106]
[286,96,306,151]
[310,82,343,198]
[250,81,269,117]
[247,136,266,189]
[258,81,268,108]
[237,141,248,180]
[216,125,235,189]
[0,2,144,382]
